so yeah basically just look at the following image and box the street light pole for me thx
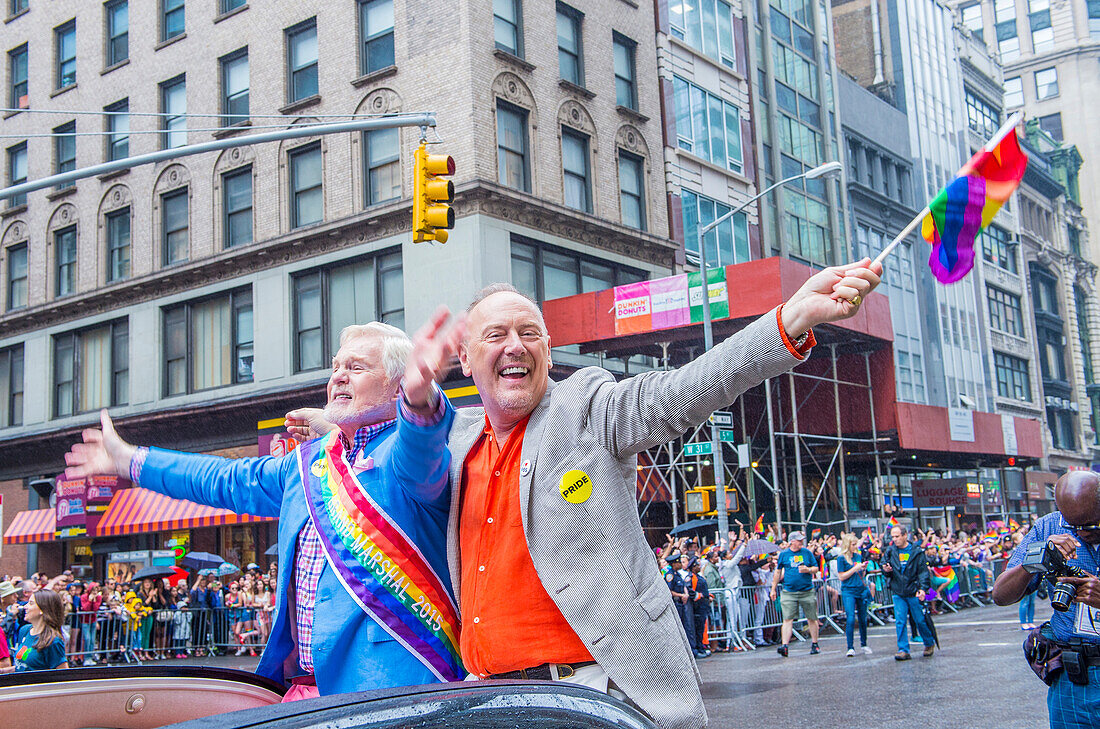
[695,160,842,548]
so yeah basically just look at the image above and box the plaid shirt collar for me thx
[338,420,396,465]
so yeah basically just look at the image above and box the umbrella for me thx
[180,551,225,571]
[922,601,940,648]
[132,565,176,581]
[742,538,781,558]
[167,566,190,587]
[265,543,279,557]
[216,562,241,577]
[669,518,718,536]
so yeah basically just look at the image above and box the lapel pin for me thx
[520,459,532,477]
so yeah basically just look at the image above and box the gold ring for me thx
[850,294,862,307]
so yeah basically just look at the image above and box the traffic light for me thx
[412,143,455,243]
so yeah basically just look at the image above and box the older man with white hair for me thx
[63,311,465,700]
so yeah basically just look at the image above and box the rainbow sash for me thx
[298,431,463,682]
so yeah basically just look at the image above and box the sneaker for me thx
[693,649,708,658]
[895,651,911,661]
[235,647,246,656]
[810,643,820,655]
[777,644,789,658]
[862,646,873,655]
[82,658,95,666]
[846,648,855,657]
[923,645,935,657]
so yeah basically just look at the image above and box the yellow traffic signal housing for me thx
[684,489,712,515]
[413,143,455,243]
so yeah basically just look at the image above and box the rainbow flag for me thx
[931,565,960,603]
[887,516,899,527]
[1009,518,1021,531]
[921,128,1027,283]
[754,514,765,535]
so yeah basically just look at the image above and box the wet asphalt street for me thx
[697,602,1051,729]
[170,603,1052,728]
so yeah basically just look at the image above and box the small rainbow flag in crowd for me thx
[1009,518,1021,531]
[931,565,960,603]
[811,528,822,540]
[921,121,1027,283]
[754,514,765,535]
[887,516,899,528]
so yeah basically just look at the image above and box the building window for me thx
[54,121,76,189]
[511,237,645,304]
[681,189,751,267]
[8,44,27,109]
[1035,67,1058,99]
[557,3,583,86]
[162,0,184,42]
[668,0,736,68]
[618,150,646,231]
[994,351,1031,401]
[981,225,1016,273]
[1048,408,1076,450]
[987,285,1024,337]
[494,0,523,57]
[496,100,530,192]
[6,243,26,310]
[293,252,403,372]
[994,0,1019,61]
[1039,327,1068,381]
[961,3,984,42]
[561,128,592,213]
[161,75,186,149]
[1004,76,1023,107]
[106,0,129,66]
[1089,0,1100,38]
[55,225,77,297]
[56,20,76,89]
[0,345,23,428]
[1038,113,1063,141]
[672,76,743,173]
[1031,265,1059,315]
[364,127,400,206]
[105,99,129,161]
[164,288,252,395]
[54,321,129,418]
[965,89,999,138]
[106,207,131,282]
[221,0,246,13]
[1076,285,1094,383]
[223,167,252,248]
[221,50,249,126]
[290,142,323,229]
[162,189,189,265]
[1028,0,1052,52]
[6,142,27,208]
[9,0,27,15]
[287,19,319,103]
[613,33,637,110]
[359,0,394,75]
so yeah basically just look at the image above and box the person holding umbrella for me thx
[881,525,936,660]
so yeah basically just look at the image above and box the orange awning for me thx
[3,509,56,545]
[637,451,672,502]
[94,488,275,537]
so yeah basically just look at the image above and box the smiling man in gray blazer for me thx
[443,258,881,729]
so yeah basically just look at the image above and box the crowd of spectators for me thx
[0,561,277,668]
[658,516,1032,656]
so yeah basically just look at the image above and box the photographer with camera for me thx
[993,471,1100,728]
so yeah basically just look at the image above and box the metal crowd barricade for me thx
[729,584,807,645]
[61,609,140,666]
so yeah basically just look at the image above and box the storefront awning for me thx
[94,488,275,537]
[3,509,56,545]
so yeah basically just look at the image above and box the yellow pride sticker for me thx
[560,470,593,503]
[311,459,328,478]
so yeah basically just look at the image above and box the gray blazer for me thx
[445,308,806,729]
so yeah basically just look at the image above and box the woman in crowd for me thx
[255,575,274,647]
[225,580,246,654]
[2,589,68,673]
[835,533,872,657]
[79,582,103,665]
[148,579,174,659]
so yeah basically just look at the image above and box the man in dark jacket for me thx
[688,557,711,658]
[881,525,936,660]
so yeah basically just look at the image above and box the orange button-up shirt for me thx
[458,415,593,677]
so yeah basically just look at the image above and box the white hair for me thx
[338,322,411,381]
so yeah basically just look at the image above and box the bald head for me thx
[1055,471,1100,529]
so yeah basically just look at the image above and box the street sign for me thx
[718,430,736,443]
[683,442,714,457]
[709,411,734,426]
[737,443,751,468]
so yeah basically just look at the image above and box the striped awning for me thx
[3,509,57,545]
[94,488,275,537]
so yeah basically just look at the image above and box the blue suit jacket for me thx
[136,402,455,695]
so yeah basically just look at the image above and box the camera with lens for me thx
[1021,541,1091,612]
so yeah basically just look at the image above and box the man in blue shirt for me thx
[994,471,1100,729]
[769,531,820,657]
[881,525,935,660]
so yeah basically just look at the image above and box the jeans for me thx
[841,590,869,650]
[82,623,97,657]
[1048,665,1100,728]
[1020,591,1036,625]
[892,596,934,652]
